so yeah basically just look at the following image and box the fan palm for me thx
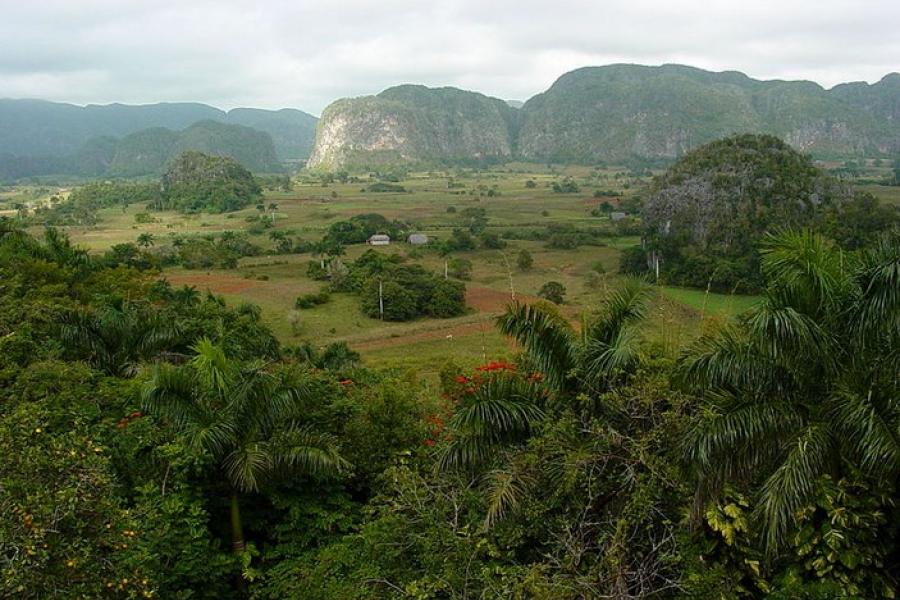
[142,339,347,553]
[679,229,900,548]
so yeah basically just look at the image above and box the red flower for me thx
[339,379,353,386]
[454,375,469,384]
[422,439,436,447]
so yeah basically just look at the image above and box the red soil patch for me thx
[465,286,518,312]
[164,273,259,295]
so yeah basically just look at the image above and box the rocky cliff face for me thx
[307,85,518,169]
[309,65,900,169]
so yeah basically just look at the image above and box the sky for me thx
[1,0,898,115]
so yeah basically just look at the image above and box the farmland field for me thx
[21,163,885,375]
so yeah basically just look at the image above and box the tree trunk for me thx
[229,492,247,594]
[230,493,245,552]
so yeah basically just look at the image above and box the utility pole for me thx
[444,260,448,280]
[378,278,384,320]
[500,251,516,301]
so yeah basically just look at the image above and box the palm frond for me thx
[684,392,804,479]
[142,363,206,427]
[829,387,900,479]
[496,302,576,392]
[757,423,833,550]
[482,455,534,530]
[582,326,643,391]
[852,230,900,342]
[589,276,653,345]
[191,338,236,395]
[440,376,544,470]
[677,324,779,394]
[223,441,274,493]
[759,230,847,316]
[744,300,831,365]
[270,425,348,476]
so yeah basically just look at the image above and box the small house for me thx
[610,211,627,222]
[367,234,391,246]
[407,233,429,245]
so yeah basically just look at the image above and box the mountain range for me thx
[308,64,900,169]
[2,63,898,179]
[0,99,317,179]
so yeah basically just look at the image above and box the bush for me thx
[479,231,507,249]
[366,182,406,193]
[447,258,472,280]
[295,289,331,309]
[516,249,533,271]
[538,281,566,304]
[551,178,580,193]
[619,246,649,275]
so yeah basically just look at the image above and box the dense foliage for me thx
[1,223,897,599]
[637,134,898,291]
[153,151,263,213]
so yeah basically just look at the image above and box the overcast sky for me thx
[1,0,898,115]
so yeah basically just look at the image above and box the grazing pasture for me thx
[22,162,886,372]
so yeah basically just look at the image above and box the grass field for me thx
[11,165,791,374]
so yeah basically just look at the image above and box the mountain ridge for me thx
[0,99,318,164]
[308,64,900,169]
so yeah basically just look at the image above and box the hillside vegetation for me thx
[1,222,897,598]
[309,64,900,169]
[153,151,263,213]
[632,134,898,290]
[0,100,318,180]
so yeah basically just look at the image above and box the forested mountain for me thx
[0,120,282,179]
[4,64,899,178]
[225,107,318,163]
[309,64,900,169]
[627,133,898,290]
[0,99,317,179]
[306,84,519,169]
[107,120,282,176]
[0,99,223,158]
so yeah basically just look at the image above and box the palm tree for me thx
[287,341,361,371]
[142,339,347,554]
[59,299,180,377]
[678,230,900,548]
[439,278,653,470]
[136,232,155,248]
[311,240,329,269]
[438,374,544,470]
[497,277,653,396]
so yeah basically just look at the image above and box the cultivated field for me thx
[22,161,895,374]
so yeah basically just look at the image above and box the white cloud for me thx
[0,0,897,113]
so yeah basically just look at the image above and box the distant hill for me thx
[309,64,900,169]
[107,120,282,176]
[0,120,282,180]
[306,85,519,169]
[224,108,318,163]
[634,133,895,292]
[0,99,318,179]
